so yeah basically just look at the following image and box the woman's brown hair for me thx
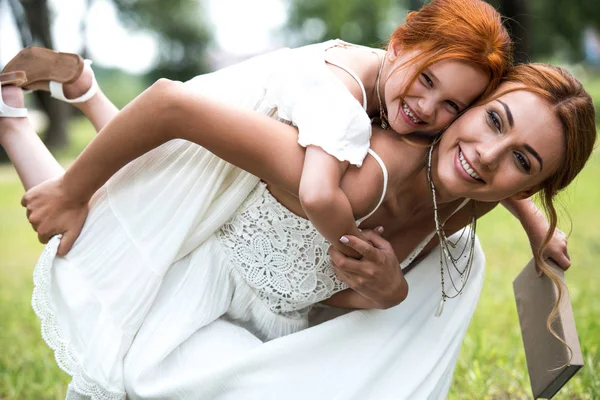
[488,63,597,355]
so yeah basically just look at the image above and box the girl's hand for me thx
[535,227,570,273]
[21,177,89,256]
[526,216,570,274]
[329,228,408,309]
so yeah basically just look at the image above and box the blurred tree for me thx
[286,0,598,64]
[497,0,530,63]
[285,0,408,48]
[1,0,212,155]
[112,0,213,83]
[528,0,600,61]
[6,0,71,149]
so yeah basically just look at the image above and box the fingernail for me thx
[339,236,349,244]
[376,226,384,233]
[358,228,362,232]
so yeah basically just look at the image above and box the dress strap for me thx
[324,57,368,111]
[356,149,388,225]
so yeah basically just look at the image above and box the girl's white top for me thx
[264,39,373,167]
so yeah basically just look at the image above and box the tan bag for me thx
[513,259,584,399]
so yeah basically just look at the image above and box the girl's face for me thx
[435,84,565,202]
[383,42,489,136]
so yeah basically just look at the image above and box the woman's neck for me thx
[391,145,461,216]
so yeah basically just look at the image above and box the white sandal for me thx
[49,60,98,104]
[0,81,28,118]
[2,47,98,105]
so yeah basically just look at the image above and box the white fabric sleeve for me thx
[263,47,372,167]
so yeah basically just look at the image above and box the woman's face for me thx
[383,42,489,136]
[435,84,565,202]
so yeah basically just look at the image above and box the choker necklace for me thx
[375,53,390,130]
[426,146,478,317]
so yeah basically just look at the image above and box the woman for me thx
[0,57,594,398]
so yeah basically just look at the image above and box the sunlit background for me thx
[0,0,599,398]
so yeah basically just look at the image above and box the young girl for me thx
[260,0,513,259]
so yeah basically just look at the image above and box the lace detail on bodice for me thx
[217,182,348,318]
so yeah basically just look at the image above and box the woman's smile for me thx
[437,85,566,203]
[456,146,484,183]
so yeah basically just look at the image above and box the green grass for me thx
[448,148,600,400]
[0,119,599,399]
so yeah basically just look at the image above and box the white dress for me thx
[32,41,485,400]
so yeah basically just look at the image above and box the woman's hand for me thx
[21,177,89,256]
[328,228,408,309]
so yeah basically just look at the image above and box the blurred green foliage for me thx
[111,0,213,83]
[286,0,600,62]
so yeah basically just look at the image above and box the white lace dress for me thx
[33,41,486,400]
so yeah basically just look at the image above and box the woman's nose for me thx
[478,141,503,169]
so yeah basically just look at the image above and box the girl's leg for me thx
[0,85,63,190]
[68,69,119,132]
[0,59,120,190]
[32,62,119,132]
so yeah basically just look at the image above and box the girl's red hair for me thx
[389,0,513,99]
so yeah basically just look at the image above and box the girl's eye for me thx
[514,152,531,172]
[486,110,502,131]
[422,73,433,88]
[446,100,460,113]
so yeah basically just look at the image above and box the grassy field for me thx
[0,118,599,399]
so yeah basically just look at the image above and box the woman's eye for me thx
[422,73,433,88]
[486,110,502,131]
[514,152,531,172]
[446,100,459,113]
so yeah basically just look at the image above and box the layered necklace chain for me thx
[426,146,478,317]
[375,53,390,130]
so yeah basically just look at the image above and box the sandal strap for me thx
[0,82,28,118]
[49,60,98,104]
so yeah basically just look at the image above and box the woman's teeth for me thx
[459,151,482,181]
[402,101,423,124]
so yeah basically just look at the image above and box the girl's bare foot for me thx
[0,85,27,145]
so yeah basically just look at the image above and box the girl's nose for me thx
[417,97,435,121]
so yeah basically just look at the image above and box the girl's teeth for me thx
[402,102,422,124]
